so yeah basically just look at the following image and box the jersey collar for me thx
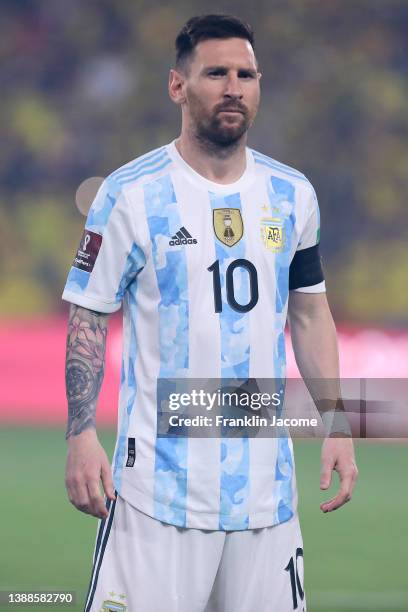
[167,139,255,194]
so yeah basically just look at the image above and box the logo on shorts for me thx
[260,217,285,252]
[213,208,243,247]
[100,592,127,611]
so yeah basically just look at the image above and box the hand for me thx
[65,428,116,519]
[320,436,358,513]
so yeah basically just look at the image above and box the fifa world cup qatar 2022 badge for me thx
[260,217,285,252]
[73,229,102,273]
[213,208,243,247]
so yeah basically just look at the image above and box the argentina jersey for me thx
[62,140,325,531]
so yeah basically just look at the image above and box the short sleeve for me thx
[290,184,326,293]
[62,176,146,313]
[298,184,321,250]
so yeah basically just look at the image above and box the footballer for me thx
[63,14,358,612]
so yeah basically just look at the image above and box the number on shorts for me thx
[284,547,304,609]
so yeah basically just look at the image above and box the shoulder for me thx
[106,144,174,191]
[250,148,313,190]
[86,146,174,231]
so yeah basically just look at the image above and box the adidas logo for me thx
[169,226,198,246]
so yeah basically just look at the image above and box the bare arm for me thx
[288,291,339,379]
[65,304,109,438]
[288,291,358,513]
[65,304,116,518]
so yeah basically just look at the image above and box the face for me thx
[170,37,261,147]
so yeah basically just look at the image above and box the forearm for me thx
[288,293,339,379]
[65,304,109,439]
[288,291,346,426]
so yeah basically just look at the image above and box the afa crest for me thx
[213,208,243,247]
[100,598,127,611]
[260,217,285,252]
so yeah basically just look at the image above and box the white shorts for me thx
[84,494,306,612]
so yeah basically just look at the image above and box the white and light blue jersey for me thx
[62,140,325,530]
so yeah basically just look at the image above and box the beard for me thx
[187,92,254,152]
[199,112,249,146]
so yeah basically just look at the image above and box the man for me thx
[63,14,358,612]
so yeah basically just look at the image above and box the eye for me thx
[238,70,256,79]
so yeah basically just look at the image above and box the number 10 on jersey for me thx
[208,258,259,314]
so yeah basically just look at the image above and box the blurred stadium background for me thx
[0,1,407,610]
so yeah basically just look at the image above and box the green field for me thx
[0,428,407,611]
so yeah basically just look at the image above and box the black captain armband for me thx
[289,244,324,290]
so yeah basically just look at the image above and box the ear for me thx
[168,68,186,105]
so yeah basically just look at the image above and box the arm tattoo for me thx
[65,304,109,439]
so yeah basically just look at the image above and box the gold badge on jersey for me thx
[260,217,285,252]
[213,208,243,247]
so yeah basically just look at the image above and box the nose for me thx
[224,72,243,99]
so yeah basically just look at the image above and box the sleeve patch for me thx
[72,230,103,273]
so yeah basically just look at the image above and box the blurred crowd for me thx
[1,0,407,324]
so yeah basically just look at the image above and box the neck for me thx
[175,129,248,185]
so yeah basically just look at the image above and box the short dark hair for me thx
[175,14,255,71]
